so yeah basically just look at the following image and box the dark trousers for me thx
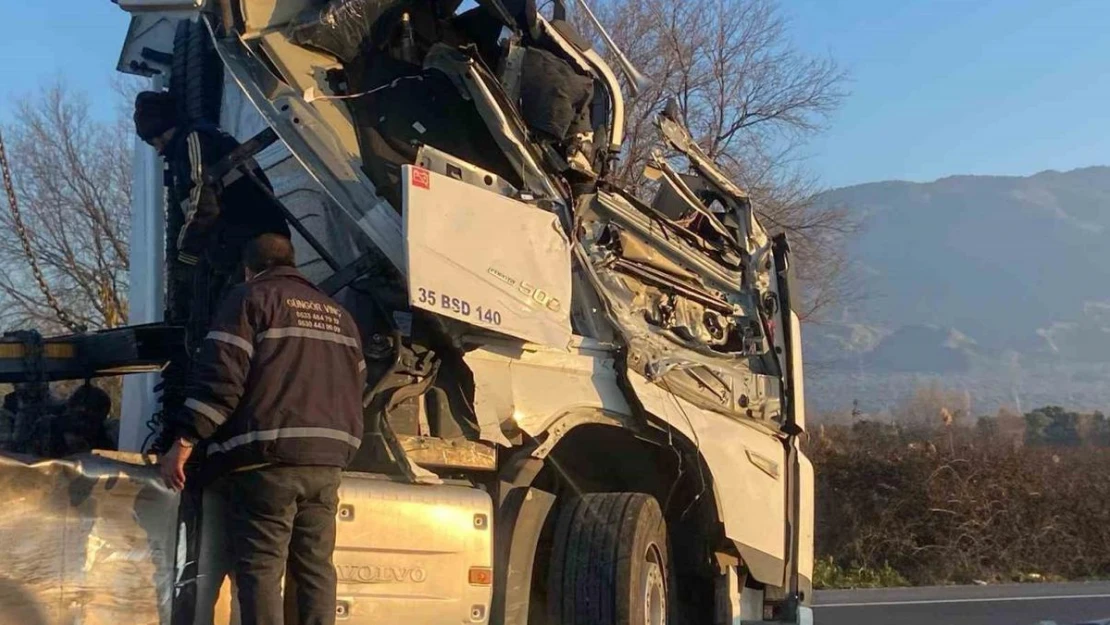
[226,465,342,625]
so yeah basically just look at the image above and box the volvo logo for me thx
[336,564,428,584]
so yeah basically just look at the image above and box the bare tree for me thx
[0,81,132,333]
[577,0,858,317]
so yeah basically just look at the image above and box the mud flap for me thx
[491,487,555,625]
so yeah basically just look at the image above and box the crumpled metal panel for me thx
[0,452,178,625]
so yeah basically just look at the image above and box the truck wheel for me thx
[171,18,223,126]
[548,492,673,625]
[170,19,191,122]
[184,16,223,124]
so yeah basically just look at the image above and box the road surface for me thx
[814,582,1110,625]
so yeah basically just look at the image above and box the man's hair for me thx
[67,384,112,420]
[133,91,178,143]
[244,234,296,273]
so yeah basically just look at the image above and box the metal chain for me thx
[0,129,82,333]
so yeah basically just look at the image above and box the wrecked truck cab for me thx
[575,105,788,429]
[109,1,813,623]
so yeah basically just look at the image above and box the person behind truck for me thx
[3,383,61,455]
[61,383,116,453]
[133,89,292,378]
[132,91,290,277]
[159,234,367,625]
[0,391,17,452]
[24,383,115,458]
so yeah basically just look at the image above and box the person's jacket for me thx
[164,123,291,270]
[178,267,367,475]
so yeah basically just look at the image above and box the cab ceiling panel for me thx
[239,0,316,35]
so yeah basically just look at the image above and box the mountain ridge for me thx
[804,164,1110,414]
[829,165,1110,192]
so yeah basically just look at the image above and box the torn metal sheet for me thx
[578,188,784,430]
[627,375,788,585]
[415,145,519,198]
[656,111,773,292]
[647,151,741,248]
[398,435,496,471]
[422,44,568,205]
[0,452,178,625]
[463,336,789,581]
[403,166,573,347]
[463,338,629,446]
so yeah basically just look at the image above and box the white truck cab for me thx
[57,1,818,623]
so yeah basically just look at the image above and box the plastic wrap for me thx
[287,0,409,64]
[520,47,594,142]
[0,452,178,625]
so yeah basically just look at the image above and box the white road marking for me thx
[818,593,1110,608]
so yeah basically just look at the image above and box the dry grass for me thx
[811,422,1110,587]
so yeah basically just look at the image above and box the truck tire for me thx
[184,17,223,123]
[170,19,191,122]
[171,18,223,126]
[548,493,674,625]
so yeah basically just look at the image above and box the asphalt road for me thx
[814,582,1110,625]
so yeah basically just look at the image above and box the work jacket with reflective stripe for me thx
[179,267,367,476]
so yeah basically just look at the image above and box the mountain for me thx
[804,166,1110,414]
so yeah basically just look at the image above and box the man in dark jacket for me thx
[160,234,367,625]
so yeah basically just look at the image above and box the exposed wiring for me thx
[303,76,424,103]
[661,375,708,521]
[660,415,685,513]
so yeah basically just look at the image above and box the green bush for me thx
[813,556,908,589]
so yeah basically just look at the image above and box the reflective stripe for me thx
[207,427,362,455]
[257,327,359,348]
[358,360,366,373]
[185,398,228,426]
[178,132,204,250]
[186,131,204,215]
[206,331,254,357]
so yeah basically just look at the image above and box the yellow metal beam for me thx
[0,342,77,360]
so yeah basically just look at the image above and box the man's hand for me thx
[160,438,195,491]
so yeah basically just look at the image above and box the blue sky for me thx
[785,0,1110,187]
[0,1,132,119]
[1,0,1108,189]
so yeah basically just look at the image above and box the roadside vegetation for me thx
[812,400,1110,588]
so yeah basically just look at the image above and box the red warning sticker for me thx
[412,167,431,190]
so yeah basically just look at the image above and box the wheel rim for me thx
[643,543,666,625]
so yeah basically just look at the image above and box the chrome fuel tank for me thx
[333,473,494,624]
[201,471,494,625]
